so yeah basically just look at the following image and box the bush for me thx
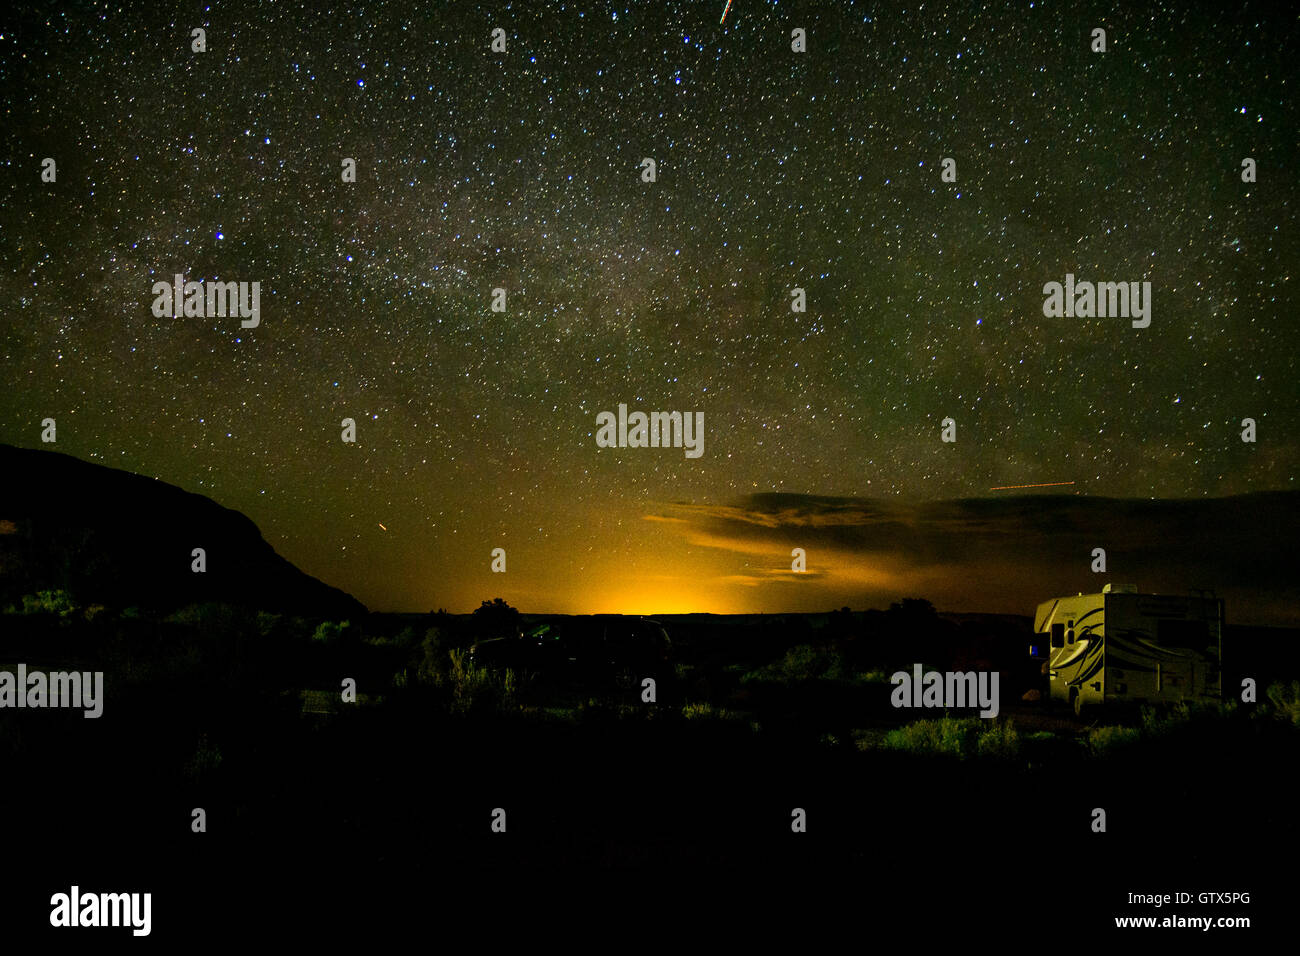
[882,716,1019,760]
[166,602,250,634]
[1140,701,1188,735]
[446,647,515,714]
[740,644,848,685]
[1265,681,1300,726]
[681,701,738,721]
[1087,725,1142,757]
[417,627,447,684]
[312,620,351,644]
[185,735,224,780]
[976,720,1020,759]
[1137,700,1227,736]
[884,717,972,757]
[21,589,77,616]
[1089,699,1237,756]
[855,668,891,685]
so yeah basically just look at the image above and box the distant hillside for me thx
[0,444,366,618]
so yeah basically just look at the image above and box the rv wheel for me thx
[1070,689,1083,717]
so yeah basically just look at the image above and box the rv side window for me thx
[1051,623,1065,648]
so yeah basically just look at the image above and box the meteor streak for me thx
[988,481,1076,491]
[720,0,733,25]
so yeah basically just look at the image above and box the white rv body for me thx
[1033,585,1222,714]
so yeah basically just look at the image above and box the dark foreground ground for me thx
[9,715,1290,943]
[3,604,1294,943]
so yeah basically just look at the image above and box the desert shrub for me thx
[185,735,224,780]
[312,619,351,644]
[740,644,848,685]
[1087,725,1142,756]
[417,627,447,684]
[852,728,883,751]
[447,647,487,711]
[884,716,977,758]
[880,717,1018,760]
[1137,699,1229,736]
[21,589,77,616]
[1143,701,1193,733]
[681,701,737,721]
[1265,681,1300,726]
[446,647,515,714]
[976,720,1020,759]
[166,602,251,634]
[855,668,891,684]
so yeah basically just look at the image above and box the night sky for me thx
[2,1,1296,615]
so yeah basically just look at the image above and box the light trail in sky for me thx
[988,481,1077,491]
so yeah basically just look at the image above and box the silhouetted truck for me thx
[1030,584,1223,715]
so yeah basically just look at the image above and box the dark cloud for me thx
[654,492,1300,624]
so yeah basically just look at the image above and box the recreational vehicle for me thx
[1030,585,1222,715]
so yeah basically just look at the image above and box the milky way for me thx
[2,1,1296,613]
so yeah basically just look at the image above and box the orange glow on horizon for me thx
[584,580,745,615]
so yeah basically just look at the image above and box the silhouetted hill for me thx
[0,444,366,618]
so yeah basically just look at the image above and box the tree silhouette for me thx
[472,597,521,636]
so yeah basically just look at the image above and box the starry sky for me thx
[1,1,1296,615]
